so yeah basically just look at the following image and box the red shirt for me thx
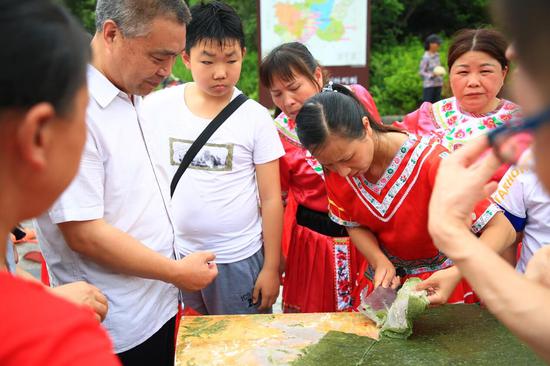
[0,271,120,366]
[326,136,499,272]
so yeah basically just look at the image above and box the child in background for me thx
[492,148,550,273]
[420,34,444,103]
[143,1,284,315]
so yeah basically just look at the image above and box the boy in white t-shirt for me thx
[143,1,284,314]
[492,148,550,273]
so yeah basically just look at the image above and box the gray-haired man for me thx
[35,1,218,364]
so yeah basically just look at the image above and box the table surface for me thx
[176,304,543,365]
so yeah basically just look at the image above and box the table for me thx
[176,304,543,365]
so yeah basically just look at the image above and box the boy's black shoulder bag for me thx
[170,93,248,197]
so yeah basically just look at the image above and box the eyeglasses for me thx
[487,106,550,165]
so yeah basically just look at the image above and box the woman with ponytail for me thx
[260,42,380,312]
[295,87,515,304]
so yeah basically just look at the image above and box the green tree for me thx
[369,0,405,50]
[369,37,450,116]
[58,0,96,34]
[407,0,491,39]
[60,0,495,113]
[370,0,491,50]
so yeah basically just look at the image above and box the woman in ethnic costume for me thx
[397,28,528,265]
[259,42,381,312]
[295,85,516,305]
[395,29,523,182]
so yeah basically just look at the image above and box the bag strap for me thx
[170,93,248,197]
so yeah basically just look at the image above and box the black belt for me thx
[296,204,348,237]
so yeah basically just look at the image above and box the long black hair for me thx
[295,84,402,153]
[259,42,329,91]
[0,0,90,117]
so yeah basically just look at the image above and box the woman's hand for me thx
[415,267,462,305]
[372,256,400,289]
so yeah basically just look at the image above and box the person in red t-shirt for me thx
[0,1,119,365]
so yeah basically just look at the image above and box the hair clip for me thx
[322,81,337,93]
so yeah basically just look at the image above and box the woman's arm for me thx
[429,137,550,363]
[347,226,399,289]
[478,212,517,254]
[416,212,515,305]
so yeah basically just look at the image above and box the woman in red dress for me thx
[259,42,380,312]
[294,85,516,304]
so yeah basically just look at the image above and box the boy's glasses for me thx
[487,106,550,165]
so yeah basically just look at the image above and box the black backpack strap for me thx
[170,93,248,197]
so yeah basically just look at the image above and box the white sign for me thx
[260,0,368,66]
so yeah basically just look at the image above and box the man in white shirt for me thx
[34,1,218,365]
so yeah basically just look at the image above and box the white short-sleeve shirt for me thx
[35,66,178,353]
[492,149,550,273]
[142,84,284,263]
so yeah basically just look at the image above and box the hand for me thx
[49,281,108,322]
[429,137,501,257]
[252,268,280,310]
[525,246,550,288]
[415,267,462,305]
[172,251,218,291]
[372,257,400,289]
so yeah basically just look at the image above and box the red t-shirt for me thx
[326,135,499,263]
[0,271,120,366]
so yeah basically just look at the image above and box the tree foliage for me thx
[369,37,450,116]
[370,0,490,51]
[58,0,96,34]
[60,0,493,114]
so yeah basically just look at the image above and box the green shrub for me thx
[369,37,449,116]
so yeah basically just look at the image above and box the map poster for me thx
[257,0,370,108]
